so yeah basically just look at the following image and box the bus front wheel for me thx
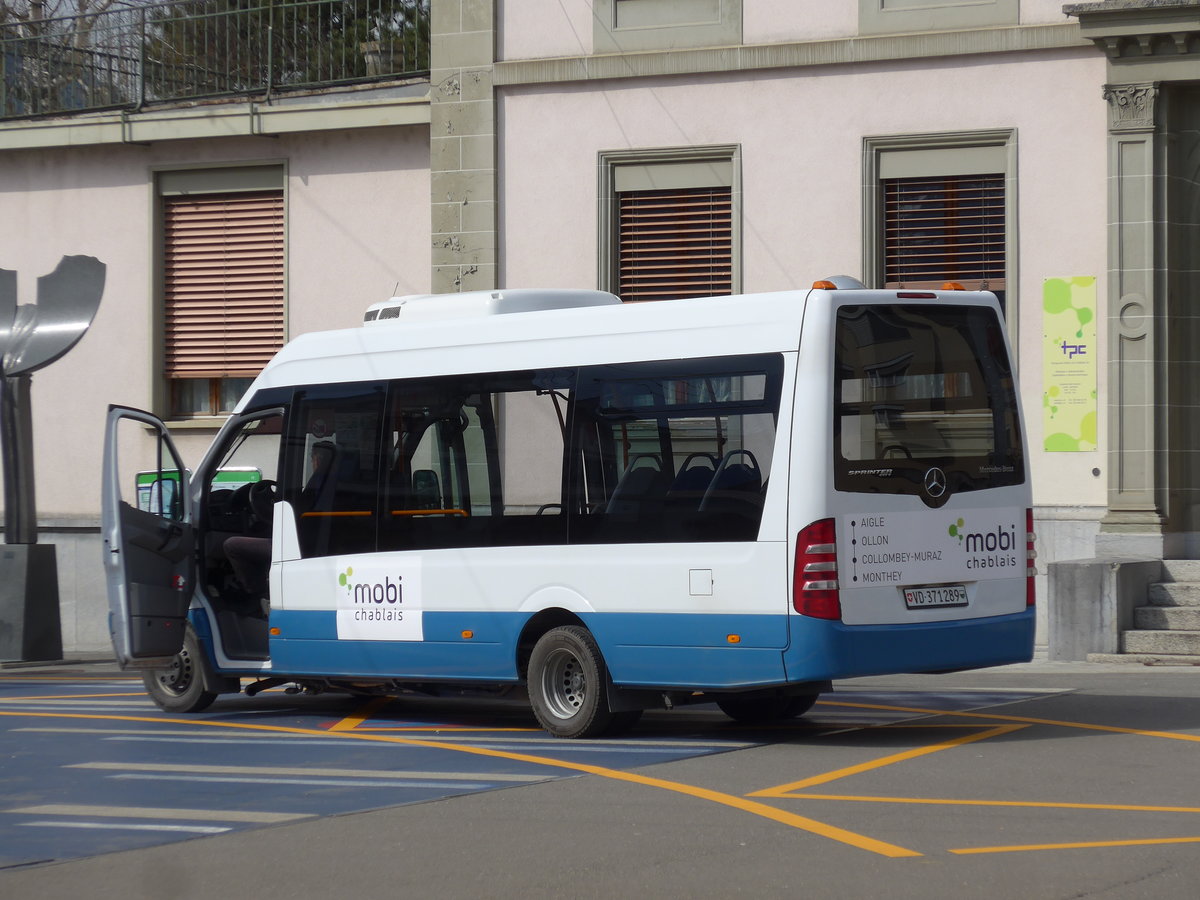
[142,626,219,713]
[528,626,636,738]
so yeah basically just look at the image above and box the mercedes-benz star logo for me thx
[923,467,947,498]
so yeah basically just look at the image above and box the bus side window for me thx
[381,385,479,551]
[496,384,567,540]
[570,356,782,544]
[284,384,386,559]
[379,372,570,551]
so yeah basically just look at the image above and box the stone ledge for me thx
[495,23,1089,86]
[1087,651,1200,665]
[0,88,431,152]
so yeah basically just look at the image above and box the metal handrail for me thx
[1,0,430,120]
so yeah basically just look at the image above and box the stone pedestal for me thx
[1048,556,1160,660]
[0,544,63,662]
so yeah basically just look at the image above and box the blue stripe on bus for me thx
[254,607,1034,689]
[266,610,520,681]
[580,611,789,687]
[781,608,1036,680]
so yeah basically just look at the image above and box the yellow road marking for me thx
[328,700,540,734]
[821,699,1200,744]
[0,692,149,702]
[0,708,920,858]
[783,794,1200,814]
[950,836,1200,855]
[755,698,1200,856]
[748,725,1027,796]
[361,726,543,733]
[327,696,393,731]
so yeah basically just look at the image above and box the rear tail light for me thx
[1026,508,1037,607]
[794,518,841,620]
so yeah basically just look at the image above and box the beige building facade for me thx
[1,0,1197,656]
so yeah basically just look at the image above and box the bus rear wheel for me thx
[528,625,635,738]
[142,626,219,713]
[716,692,818,724]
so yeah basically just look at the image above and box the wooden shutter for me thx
[163,190,284,378]
[618,186,732,302]
[883,174,1005,290]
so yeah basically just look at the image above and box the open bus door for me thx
[102,405,195,668]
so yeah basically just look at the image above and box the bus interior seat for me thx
[699,449,763,516]
[606,454,669,517]
[302,441,339,511]
[412,469,443,509]
[665,452,719,511]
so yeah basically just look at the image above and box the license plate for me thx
[903,584,968,609]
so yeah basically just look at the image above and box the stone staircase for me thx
[1117,560,1200,663]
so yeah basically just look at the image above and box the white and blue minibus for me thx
[103,278,1035,737]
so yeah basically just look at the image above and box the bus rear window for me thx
[834,304,1023,501]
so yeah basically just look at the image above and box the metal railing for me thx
[1,0,430,119]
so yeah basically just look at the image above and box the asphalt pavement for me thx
[1,654,1198,899]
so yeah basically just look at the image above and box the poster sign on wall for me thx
[1043,277,1097,452]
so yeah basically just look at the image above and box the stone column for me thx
[1097,82,1166,558]
[430,0,496,293]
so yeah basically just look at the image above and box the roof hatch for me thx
[364,289,622,325]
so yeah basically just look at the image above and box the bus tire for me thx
[716,691,818,724]
[142,626,219,713]
[528,625,620,739]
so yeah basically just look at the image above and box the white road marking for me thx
[98,737,411,746]
[71,761,547,782]
[0,699,154,706]
[377,734,755,748]
[17,726,758,751]
[0,704,156,712]
[5,804,311,823]
[109,773,494,789]
[20,821,230,834]
[15,727,342,738]
[430,742,728,754]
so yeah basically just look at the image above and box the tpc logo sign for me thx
[1060,340,1087,359]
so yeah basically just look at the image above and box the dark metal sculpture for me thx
[0,256,105,544]
[0,255,104,661]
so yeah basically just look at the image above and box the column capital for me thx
[1102,82,1159,132]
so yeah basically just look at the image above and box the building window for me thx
[593,0,742,53]
[599,147,740,302]
[158,166,285,418]
[864,131,1015,319]
[883,173,1006,293]
[858,0,1018,36]
[617,186,732,302]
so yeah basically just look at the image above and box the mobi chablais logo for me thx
[338,566,406,622]
[948,517,966,544]
[949,517,1019,572]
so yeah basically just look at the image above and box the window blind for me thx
[883,174,1005,290]
[617,187,732,302]
[163,189,284,378]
